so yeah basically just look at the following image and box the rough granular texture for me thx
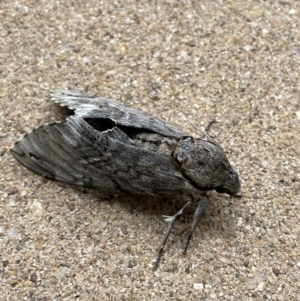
[1,1,299,300]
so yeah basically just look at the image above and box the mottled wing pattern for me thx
[51,90,187,139]
[11,115,197,195]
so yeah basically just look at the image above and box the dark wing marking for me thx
[51,90,187,139]
[11,115,197,195]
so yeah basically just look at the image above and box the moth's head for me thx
[173,136,241,196]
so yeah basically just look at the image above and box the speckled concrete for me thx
[1,1,299,300]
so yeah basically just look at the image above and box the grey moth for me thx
[11,90,241,270]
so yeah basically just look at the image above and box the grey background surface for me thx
[1,1,299,300]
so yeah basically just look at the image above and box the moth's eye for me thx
[197,160,205,166]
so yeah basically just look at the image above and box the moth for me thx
[11,90,241,270]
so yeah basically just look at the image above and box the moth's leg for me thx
[153,194,193,270]
[205,118,216,133]
[183,193,209,254]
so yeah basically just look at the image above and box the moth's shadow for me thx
[76,187,238,241]
[78,187,191,217]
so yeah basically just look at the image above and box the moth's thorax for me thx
[173,137,241,195]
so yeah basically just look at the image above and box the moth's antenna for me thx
[180,113,223,150]
[180,113,203,133]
